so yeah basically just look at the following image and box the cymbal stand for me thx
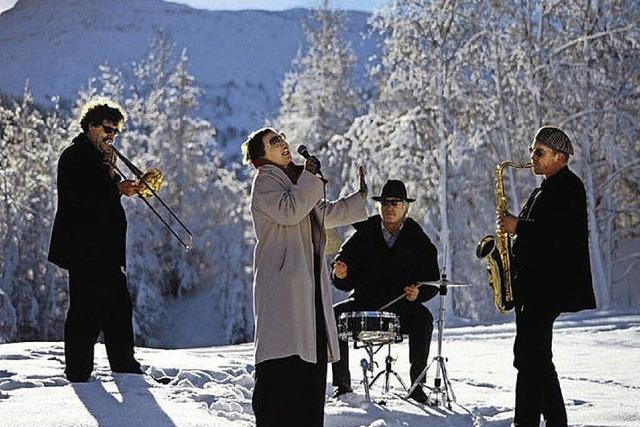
[405,271,457,409]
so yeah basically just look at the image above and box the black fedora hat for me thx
[372,179,415,203]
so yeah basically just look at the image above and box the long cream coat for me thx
[250,165,367,365]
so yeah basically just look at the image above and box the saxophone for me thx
[476,161,532,313]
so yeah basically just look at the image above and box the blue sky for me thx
[0,0,389,14]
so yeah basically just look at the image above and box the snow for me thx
[162,286,228,348]
[1,312,638,426]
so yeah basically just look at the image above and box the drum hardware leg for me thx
[360,358,371,402]
[439,355,456,409]
[369,342,407,395]
[425,355,454,409]
[360,342,377,402]
[340,311,404,402]
[363,342,377,372]
[405,273,457,409]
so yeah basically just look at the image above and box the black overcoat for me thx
[331,215,440,309]
[48,134,127,270]
[512,166,596,313]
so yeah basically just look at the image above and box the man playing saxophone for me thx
[497,126,596,427]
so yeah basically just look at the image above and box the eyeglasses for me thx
[268,132,287,146]
[529,147,552,157]
[381,199,404,207]
[101,124,121,135]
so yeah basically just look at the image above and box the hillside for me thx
[0,0,378,154]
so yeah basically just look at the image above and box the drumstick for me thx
[377,280,470,312]
[377,279,471,311]
[377,283,428,312]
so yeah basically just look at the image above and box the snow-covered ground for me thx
[1,312,638,426]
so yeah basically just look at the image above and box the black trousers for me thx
[253,355,327,427]
[332,299,433,388]
[513,305,567,427]
[253,255,328,426]
[64,265,141,382]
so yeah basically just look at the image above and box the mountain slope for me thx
[0,0,378,153]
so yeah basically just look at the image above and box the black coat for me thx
[331,215,440,310]
[512,166,596,313]
[48,134,127,270]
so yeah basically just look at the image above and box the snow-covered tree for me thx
[327,0,639,319]
[549,0,640,309]
[0,85,68,341]
[74,33,254,345]
[325,0,490,316]
[273,1,361,166]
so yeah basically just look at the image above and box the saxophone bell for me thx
[476,235,496,259]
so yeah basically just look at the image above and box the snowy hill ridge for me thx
[0,0,377,153]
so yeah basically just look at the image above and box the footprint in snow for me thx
[0,354,31,361]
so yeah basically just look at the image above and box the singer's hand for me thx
[357,165,367,198]
[304,156,321,175]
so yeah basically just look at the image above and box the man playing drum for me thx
[330,179,440,403]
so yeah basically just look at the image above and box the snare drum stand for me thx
[405,273,457,409]
[359,343,379,402]
[369,342,408,395]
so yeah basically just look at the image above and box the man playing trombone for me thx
[48,98,142,382]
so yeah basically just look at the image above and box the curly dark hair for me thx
[78,98,126,132]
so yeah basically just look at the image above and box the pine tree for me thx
[274,1,360,167]
[74,33,254,345]
[0,84,69,340]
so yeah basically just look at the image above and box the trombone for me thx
[109,144,193,252]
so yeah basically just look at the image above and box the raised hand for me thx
[358,165,367,197]
[304,156,321,175]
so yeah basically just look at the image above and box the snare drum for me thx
[338,311,401,345]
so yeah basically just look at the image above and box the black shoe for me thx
[112,362,143,375]
[151,376,172,385]
[408,386,429,404]
[112,368,143,375]
[332,385,353,398]
[66,376,91,383]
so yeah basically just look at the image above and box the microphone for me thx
[297,145,322,174]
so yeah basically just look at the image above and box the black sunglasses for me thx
[100,124,121,135]
[529,147,552,157]
[268,132,287,146]
[381,199,404,207]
